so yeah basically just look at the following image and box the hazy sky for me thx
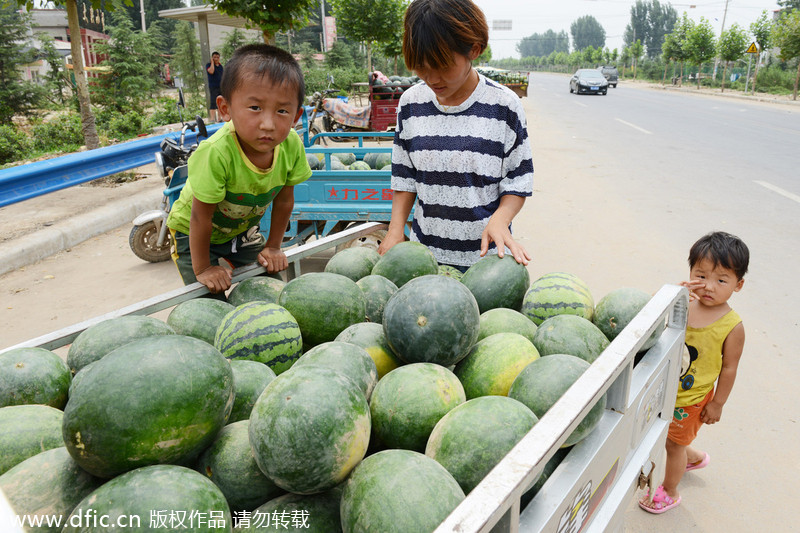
[472,0,782,59]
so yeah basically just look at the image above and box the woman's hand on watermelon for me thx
[481,217,531,266]
[196,265,232,294]
[258,246,288,273]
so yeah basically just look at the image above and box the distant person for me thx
[377,0,534,271]
[206,51,223,123]
[639,231,749,514]
[167,44,312,298]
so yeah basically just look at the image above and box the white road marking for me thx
[615,118,652,135]
[754,180,800,204]
[574,101,587,108]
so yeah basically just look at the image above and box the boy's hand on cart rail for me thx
[258,246,288,274]
[196,265,232,294]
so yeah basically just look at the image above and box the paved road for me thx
[2,74,797,530]
[525,73,798,531]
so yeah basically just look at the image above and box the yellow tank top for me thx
[676,309,741,407]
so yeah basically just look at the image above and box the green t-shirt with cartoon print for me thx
[167,121,312,244]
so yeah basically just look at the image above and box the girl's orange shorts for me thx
[668,389,714,446]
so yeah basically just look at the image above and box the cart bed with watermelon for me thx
[0,220,686,533]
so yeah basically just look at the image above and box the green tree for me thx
[326,41,355,69]
[172,21,204,96]
[328,0,406,72]
[206,0,318,43]
[630,39,645,78]
[120,0,184,53]
[778,0,800,11]
[0,6,44,124]
[686,17,716,89]
[717,23,749,93]
[625,0,678,58]
[665,12,694,86]
[750,10,773,93]
[92,12,161,112]
[380,22,405,74]
[571,15,606,51]
[220,28,261,60]
[518,29,569,57]
[773,9,800,100]
[36,32,69,105]
[11,0,131,149]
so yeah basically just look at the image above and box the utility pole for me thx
[320,0,327,53]
[140,0,146,32]
[712,0,730,80]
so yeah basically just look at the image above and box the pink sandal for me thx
[685,452,710,472]
[639,485,681,514]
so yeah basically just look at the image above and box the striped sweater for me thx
[391,73,534,267]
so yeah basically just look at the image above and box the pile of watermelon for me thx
[0,240,662,533]
[306,151,392,172]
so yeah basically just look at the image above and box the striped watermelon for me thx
[521,272,594,326]
[214,302,303,375]
[438,264,463,281]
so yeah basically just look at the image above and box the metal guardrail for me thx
[0,123,223,208]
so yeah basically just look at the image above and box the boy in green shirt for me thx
[167,44,312,296]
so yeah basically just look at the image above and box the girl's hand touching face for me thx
[680,279,705,301]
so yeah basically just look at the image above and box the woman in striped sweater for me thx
[378,0,534,272]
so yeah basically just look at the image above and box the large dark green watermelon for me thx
[509,353,607,447]
[0,447,104,533]
[460,254,530,313]
[278,272,366,348]
[382,275,480,366]
[62,335,234,478]
[0,347,71,409]
[249,365,370,495]
[340,449,464,533]
[62,465,232,532]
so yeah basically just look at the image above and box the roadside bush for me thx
[753,65,796,94]
[303,67,366,98]
[31,113,83,152]
[145,96,184,127]
[95,107,146,140]
[0,124,32,165]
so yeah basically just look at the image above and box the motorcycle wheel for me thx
[129,222,172,263]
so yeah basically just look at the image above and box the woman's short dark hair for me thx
[402,0,488,71]
[220,44,305,109]
[688,231,750,280]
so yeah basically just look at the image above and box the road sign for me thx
[746,42,758,54]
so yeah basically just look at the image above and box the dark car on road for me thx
[598,65,619,88]
[569,69,608,95]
